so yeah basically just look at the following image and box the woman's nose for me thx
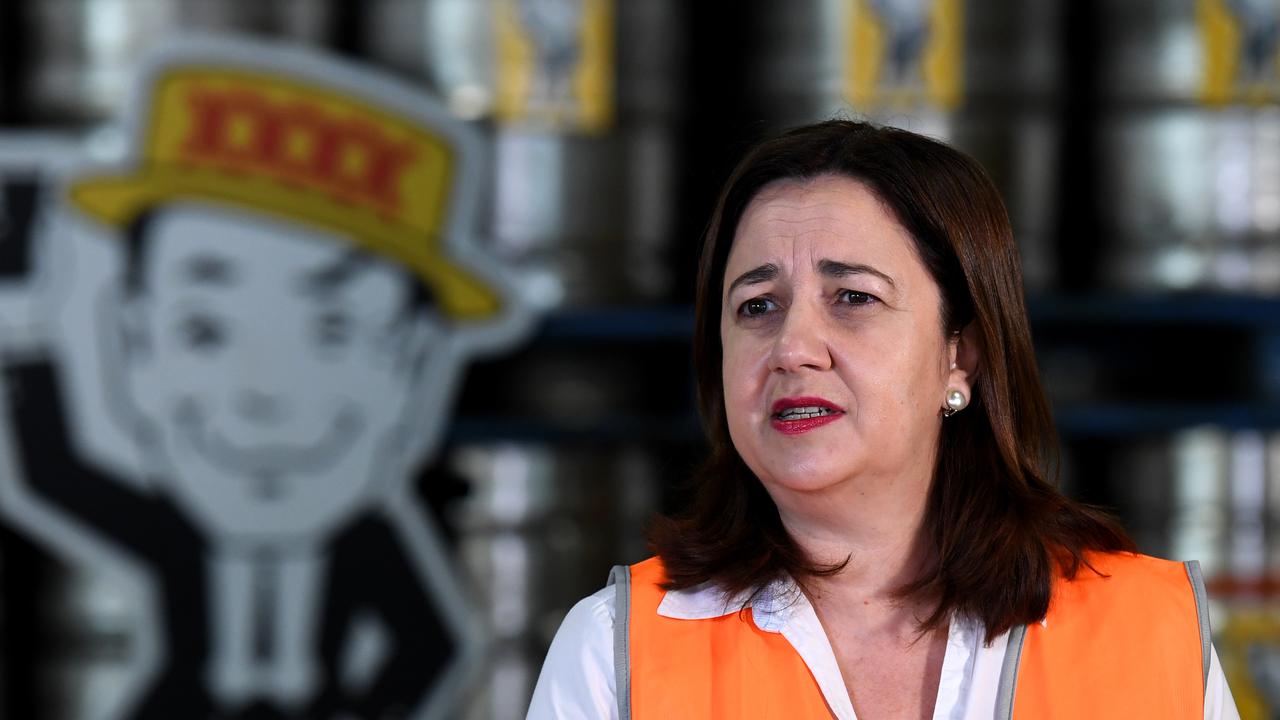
[767,304,833,373]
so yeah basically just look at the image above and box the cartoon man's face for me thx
[122,202,440,543]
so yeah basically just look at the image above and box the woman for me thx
[527,120,1239,719]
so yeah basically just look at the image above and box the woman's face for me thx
[721,174,972,501]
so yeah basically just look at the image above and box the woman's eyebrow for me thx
[817,259,896,287]
[726,263,779,295]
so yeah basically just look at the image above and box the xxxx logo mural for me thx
[0,37,532,719]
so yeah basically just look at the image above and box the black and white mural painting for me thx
[0,37,533,719]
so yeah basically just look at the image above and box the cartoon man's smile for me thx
[173,397,364,499]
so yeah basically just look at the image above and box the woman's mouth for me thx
[770,397,844,435]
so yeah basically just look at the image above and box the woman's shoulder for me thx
[1065,550,1203,590]
[1052,550,1206,625]
[629,555,668,584]
[526,584,619,718]
[548,583,618,650]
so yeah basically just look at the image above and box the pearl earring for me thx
[943,389,967,418]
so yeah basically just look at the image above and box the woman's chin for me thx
[757,466,856,496]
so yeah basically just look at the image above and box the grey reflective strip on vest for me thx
[607,565,632,720]
[1184,560,1211,698]
[995,623,1028,720]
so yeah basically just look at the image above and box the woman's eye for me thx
[837,290,877,306]
[738,297,775,317]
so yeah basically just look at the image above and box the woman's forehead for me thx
[727,175,915,274]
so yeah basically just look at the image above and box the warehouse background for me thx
[1,0,1280,718]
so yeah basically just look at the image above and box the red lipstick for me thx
[770,396,844,435]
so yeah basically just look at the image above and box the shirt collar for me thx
[656,574,804,633]
[656,575,1026,634]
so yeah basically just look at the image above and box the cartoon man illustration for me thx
[0,39,528,719]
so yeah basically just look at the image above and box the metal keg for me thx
[1060,428,1243,572]
[450,443,660,720]
[1228,430,1269,584]
[22,0,334,124]
[1171,427,1231,578]
[1268,432,1280,577]
[25,0,181,122]
[1106,438,1178,556]
[1099,0,1280,294]
[412,10,689,713]
[748,0,1062,291]
[1159,427,1278,586]
[420,0,685,307]
[1209,429,1280,720]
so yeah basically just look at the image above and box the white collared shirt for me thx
[527,576,1240,719]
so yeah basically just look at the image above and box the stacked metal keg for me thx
[9,2,1280,718]
[1099,0,1280,294]
[412,1,684,715]
[1092,5,1280,708]
[24,0,333,123]
[747,0,1062,291]
[420,0,683,307]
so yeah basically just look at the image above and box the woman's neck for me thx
[773,469,935,603]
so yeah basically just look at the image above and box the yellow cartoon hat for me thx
[70,66,500,320]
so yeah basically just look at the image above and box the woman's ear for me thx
[946,322,981,397]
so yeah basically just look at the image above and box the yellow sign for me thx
[1216,603,1280,720]
[844,0,964,111]
[69,67,501,319]
[1199,0,1280,105]
[494,0,614,132]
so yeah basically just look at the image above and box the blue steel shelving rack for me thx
[445,295,1280,445]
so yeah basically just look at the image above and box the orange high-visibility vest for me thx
[607,552,1210,719]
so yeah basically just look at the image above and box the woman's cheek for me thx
[727,348,762,404]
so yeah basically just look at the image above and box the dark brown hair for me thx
[648,119,1132,641]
